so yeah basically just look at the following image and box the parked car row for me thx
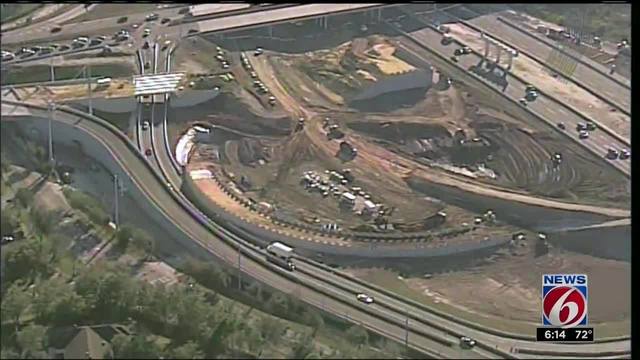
[241,50,276,106]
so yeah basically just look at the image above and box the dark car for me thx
[143,41,150,49]
[606,148,619,160]
[557,122,566,130]
[161,18,171,25]
[50,26,62,33]
[585,121,597,131]
[188,29,198,35]
[117,16,128,24]
[454,48,465,56]
[450,55,458,63]
[145,149,152,156]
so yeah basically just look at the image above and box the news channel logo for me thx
[542,274,588,328]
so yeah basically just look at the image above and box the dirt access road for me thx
[248,50,630,219]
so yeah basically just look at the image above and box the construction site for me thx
[6,4,629,334]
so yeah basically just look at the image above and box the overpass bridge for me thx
[192,3,390,35]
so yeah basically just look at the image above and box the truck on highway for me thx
[266,242,296,271]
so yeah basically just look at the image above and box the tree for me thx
[245,281,264,303]
[16,324,48,358]
[289,333,314,359]
[32,277,86,326]
[345,325,369,348]
[257,316,285,344]
[1,281,30,331]
[265,292,289,316]
[301,309,324,337]
[171,341,205,359]
[115,224,134,251]
[131,228,155,260]
[29,207,56,238]
[3,238,54,284]
[74,264,135,322]
[14,188,34,209]
[112,333,161,359]
[1,206,19,236]
[1,151,10,173]
[0,348,20,360]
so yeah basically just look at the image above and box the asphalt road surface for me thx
[395,25,630,177]
[1,101,493,359]
[2,91,631,360]
[468,14,630,113]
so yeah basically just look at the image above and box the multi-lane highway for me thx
[466,13,630,114]
[2,4,631,358]
[2,99,631,358]
[391,22,630,177]
[1,6,184,45]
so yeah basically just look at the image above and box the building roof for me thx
[64,327,111,359]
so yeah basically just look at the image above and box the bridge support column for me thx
[482,36,490,59]
[268,25,273,38]
[378,8,382,22]
[506,50,514,70]
[495,45,502,63]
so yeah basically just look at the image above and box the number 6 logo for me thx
[543,286,587,328]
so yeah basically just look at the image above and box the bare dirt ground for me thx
[19,79,135,103]
[348,244,630,335]
[446,23,630,141]
[268,57,629,215]
[34,181,71,214]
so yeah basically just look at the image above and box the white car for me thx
[356,293,374,304]
[460,336,476,348]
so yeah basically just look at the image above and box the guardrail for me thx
[453,19,630,145]
[2,43,109,67]
[392,21,630,178]
[3,99,455,356]
[496,17,630,90]
[5,99,629,356]
[0,76,102,89]
[295,265,516,358]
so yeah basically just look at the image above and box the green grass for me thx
[1,64,135,85]
[0,3,43,24]
[66,4,159,24]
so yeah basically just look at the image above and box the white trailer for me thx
[266,242,295,271]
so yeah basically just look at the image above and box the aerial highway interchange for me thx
[1,3,631,359]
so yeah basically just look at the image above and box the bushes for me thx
[62,188,110,226]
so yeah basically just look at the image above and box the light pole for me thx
[47,101,55,164]
[50,57,55,83]
[113,174,120,228]
[237,246,242,290]
[85,65,93,115]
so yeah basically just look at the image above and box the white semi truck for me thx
[266,242,296,271]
